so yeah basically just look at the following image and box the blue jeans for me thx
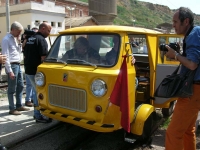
[25,74,34,102]
[7,64,24,110]
[26,74,42,119]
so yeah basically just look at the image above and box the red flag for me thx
[110,56,130,132]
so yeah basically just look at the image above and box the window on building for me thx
[79,10,83,17]
[58,22,62,27]
[14,0,20,4]
[34,20,41,26]
[51,22,56,27]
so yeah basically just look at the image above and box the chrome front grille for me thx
[48,84,87,112]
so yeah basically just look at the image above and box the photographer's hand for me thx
[165,45,198,70]
[165,45,177,59]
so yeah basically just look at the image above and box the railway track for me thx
[4,111,166,150]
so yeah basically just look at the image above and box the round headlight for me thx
[91,79,107,97]
[35,72,45,87]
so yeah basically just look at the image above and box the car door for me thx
[154,34,183,105]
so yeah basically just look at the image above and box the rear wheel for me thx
[162,101,176,117]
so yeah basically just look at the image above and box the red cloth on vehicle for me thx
[110,56,130,132]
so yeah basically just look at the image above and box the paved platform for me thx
[0,97,60,148]
[0,63,60,148]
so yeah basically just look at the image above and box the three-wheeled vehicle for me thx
[35,25,182,142]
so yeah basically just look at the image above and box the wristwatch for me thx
[174,52,179,61]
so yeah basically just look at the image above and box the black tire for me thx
[124,113,154,144]
[162,101,176,117]
[141,113,154,139]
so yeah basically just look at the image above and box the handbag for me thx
[154,64,196,98]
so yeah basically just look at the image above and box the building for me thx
[56,0,98,29]
[65,16,99,29]
[56,0,89,18]
[156,22,174,33]
[0,0,117,45]
[0,0,66,45]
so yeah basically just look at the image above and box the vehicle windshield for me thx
[45,34,120,67]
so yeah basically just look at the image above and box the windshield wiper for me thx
[67,59,97,69]
[45,57,67,65]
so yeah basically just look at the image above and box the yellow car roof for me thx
[59,25,162,35]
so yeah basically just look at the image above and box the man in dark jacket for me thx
[24,22,52,123]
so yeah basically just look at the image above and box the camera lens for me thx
[159,44,168,51]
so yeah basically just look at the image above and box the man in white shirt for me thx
[1,21,29,115]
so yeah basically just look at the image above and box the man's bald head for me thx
[38,22,52,38]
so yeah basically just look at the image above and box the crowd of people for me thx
[0,6,200,150]
[1,21,52,123]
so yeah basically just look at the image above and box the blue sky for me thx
[138,0,200,15]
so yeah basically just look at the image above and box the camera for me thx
[159,42,180,53]
[21,29,35,43]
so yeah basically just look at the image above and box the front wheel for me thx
[124,113,155,143]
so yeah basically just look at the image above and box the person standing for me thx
[1,21,30,115]
[24,22,52,123]
[130,37,139,53]
[131,37,139,48]
[0,54,7,150]
[23,27,39,107]
[165,7,200,150]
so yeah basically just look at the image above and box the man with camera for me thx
[22,27,38,50]
[164,7,200,150]
[22,27,38,107]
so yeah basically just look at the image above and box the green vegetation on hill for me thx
[114,0,171,28]
[78,0,200,29]
[115,0,200,28]
[78,0,88,2]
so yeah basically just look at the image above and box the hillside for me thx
[115,0,200,28]
[79,0,200,29]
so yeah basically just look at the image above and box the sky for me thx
[138,0,200,15]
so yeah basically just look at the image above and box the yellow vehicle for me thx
[35,25,182,142]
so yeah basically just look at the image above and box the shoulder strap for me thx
[182,26,194,56]
[172,64,181,75]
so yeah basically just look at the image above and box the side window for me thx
[158,36,183,63]
[128,35,149,78]
[129,35,148,54]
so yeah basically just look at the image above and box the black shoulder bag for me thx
[154,64,196,98]
[155,26,196,98]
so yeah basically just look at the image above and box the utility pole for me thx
[6,0,10,32]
